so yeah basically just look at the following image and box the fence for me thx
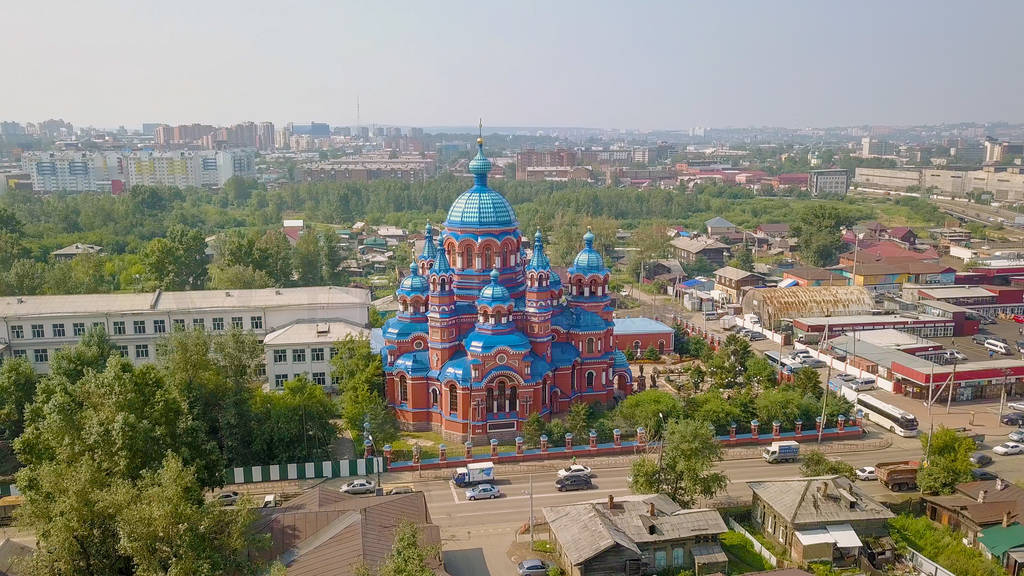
[905,548,955,576]
[223,457,385,485]
[726,517,778,568]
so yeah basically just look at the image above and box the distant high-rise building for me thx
[141,123,161,136]
[358,126,369,138]
[861,137,896,157]
[290,122,330,137]
[386,126,402,138]
[373,126,385,138]
[334,126,351,137]
[409,127,424,138]
[275,126,291,150]
[809,169,849,197]
[22,151,126,193]
[257,121,275,151]
[984,137,1024,164]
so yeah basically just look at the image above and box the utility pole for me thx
[817,317,832,444]
[529,474,535,546]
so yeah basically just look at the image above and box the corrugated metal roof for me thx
[748,476,894,526]
[743,286,874,322]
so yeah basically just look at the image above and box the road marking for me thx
[449,481,460,504]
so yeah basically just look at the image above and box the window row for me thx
[271,347,337,364]
[13,343,151,363]
[272,371,335,389]
[9,315,264,339]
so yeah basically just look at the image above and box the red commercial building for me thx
[613,318,675,356]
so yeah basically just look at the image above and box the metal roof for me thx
[613,317,673,335]
[748,476,894,526]
[715,266,761,281]
[263,321,369,346]
[743,286,874,320]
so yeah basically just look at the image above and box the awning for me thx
[794,528,833,546]
[691,542,728,565]
[1008,548,1024,563]
[827,524,863,549]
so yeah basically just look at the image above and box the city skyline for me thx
[4,1,1024,130]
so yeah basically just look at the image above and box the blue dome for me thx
[429,235,452,276]
[613,350,630,369]
[477,269,512,306]
[526,229,551,272]
[445,138,517,230]
[398,262,428,294]
[568,227,606,276]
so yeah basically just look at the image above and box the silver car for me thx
[341,479,377,495]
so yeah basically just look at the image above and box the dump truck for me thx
[762,440,800,464]
[452,461,495,487]
[876,461,919,492]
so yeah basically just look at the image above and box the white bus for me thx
[856,394,919,437]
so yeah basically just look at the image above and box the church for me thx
[381,136,634,441]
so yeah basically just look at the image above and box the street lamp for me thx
[656,412,666,488]
[363,417,383,495]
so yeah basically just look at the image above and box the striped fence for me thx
[223,457,385,486]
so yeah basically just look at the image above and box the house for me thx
[282,220,304,246]
[748,476,894,566]
[782,266,849,287]
[836,260,956,293]
[885,226,917,245]
[838,241,939,265]
[644,259,685,284]
[671,237,730,267]
[978,521,1024,575]
[705,216,737,237]
[923,478,1024,547]
[50,243,103,261]
[252,487,448,576]
[376,225,407,240]
[544,494,729,576]
[755,223,791,238]
[713,266,764,304]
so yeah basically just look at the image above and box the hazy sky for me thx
[4,1,1022,130]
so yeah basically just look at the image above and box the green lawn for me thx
[719,531,771,575]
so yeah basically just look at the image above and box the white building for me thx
[0,286,369,383]
[262,320,369,390]
[21,151,124,193]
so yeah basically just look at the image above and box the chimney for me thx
[649,502,656,517]
[1004,510,1012,528]
[820,482,829,497]
[978,489,987,503]
[996,478,1006,491]
[607,494,614,510]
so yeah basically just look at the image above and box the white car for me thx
[340,479,377,494]
[993,442,1024,455]
[1008,401,1024,412]
[465,483,501,501]
[1009,429,1024,443]
[557,464,593,478]
[855,466,877,481]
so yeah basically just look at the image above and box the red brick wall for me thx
[613,332,674,356]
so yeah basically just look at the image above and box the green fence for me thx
[223,457,386,485]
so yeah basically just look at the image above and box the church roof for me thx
[551,342,581,366]
[429,235,452,276]
[465,328,530,355]
[418,223,437,261]
[526,229,552,272]
[393,351,430,376]
[552,307,609,333]
[613,349,630,369]
[397,262,428,295]
[437,353,472,386]
[445,139,517,230]
[382,317,428,341]
[477,269,513,307]
[568,228,607,277]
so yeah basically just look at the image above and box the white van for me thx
[985,339,1012,356]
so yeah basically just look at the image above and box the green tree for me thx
[2,258,48,295]
[727,249,753,272]
[800,449,856,480]
[643,345,660,361]
[320,231,344,284]
[628,418,727,507]
[369,306,387,328]
[686,390,746,435]
[209,264,273,289]
[744,355,777,389]
[255,230,293,286]
[292,231,323,286]
[755,387,808,429]
[251,377,339,464]
[613,389,682,439]
[365,520,439,576]
[48,324,117,383]
[143,224,209,289]
[705,334,751,388]
[565,401,592,439]
[0,357,39,441]
[683,255,716,277]
[918,426,975,494]
[522,413,545,448]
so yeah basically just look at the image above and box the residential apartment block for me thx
[808,169,849,197]
[0,287,370,383]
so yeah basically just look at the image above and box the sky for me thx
[4,0,1023,130]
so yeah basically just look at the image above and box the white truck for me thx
[452,461,495,487]
[762,440,800,464]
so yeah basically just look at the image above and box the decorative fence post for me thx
[438,444,447,464]
[490,438,499,458]
[364,439,373,458]
[772,420,781,438]
[613,428,622,447]
[729,421,737,440]
[412,444,422,465]
[589,430,598,449]
[815,416,823,433]
[750,419,760,440]
[565,433,573,452]
[837,414,846,432]
[540,435,549,453]
[465,441,473,460]
[637,427,647,450]
[794,419,803,435]
[383,444,392,467]
[855,409,864,428]
[515,436,524,456]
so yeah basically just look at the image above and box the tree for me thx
[292,231,323,286]
[0,358,39,441]
[727,249,753,272]
[683,255,716,277]
[250,377,339,465]
[359,520,439,576]
[143,224,209,289]
[800,449,856,480]
[643,345,660,361]
[628,418,727,507]
[687,390,746,435]
[918,426,975,494]
[522,413,544,448]
[744,355,777,390]
[332,338,396,447]
[369,306,387,328]
[755,387,808,429]
[613,389,682,439]
[209,264,273,289]
[705,334,751,388]
[2,258,48,296]
[255,230,293,286]
[565,401,592,439]
[319,231,344,284]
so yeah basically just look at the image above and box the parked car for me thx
[993,442,1024,455]
[213,491,240,506]
[851,377,877,391]
[800,357,826,368]
[1001,413,1024,426]
[465,483,502,501]
[557,464,592,478]
[1014,315,1024,324]
[972,334,990,346]
[972,469,999,481]
[747,332,767,342]
[555,475,593,492]
[855,466,877,481]
[970,452,993,467]
[385,485,414,495]
[1009,429,1024,442]
[341,479,377,495]
[944,350,967,362]
[517,559,551,576]
[1008,401,1024,412]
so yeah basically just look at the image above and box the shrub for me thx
[643,345,660,361]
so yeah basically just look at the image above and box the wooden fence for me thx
[726,517,778,568]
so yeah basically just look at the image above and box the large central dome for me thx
[444,138,518,230]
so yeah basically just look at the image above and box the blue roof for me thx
[382,317,429,340]
[551,342,580,366]
[526,229,551,272]
[524,353,553,382]
[681,278,705,287]
[464,329,530,354]
[397,262,428,295]
[477,269,513,307]
[613,349,630,368]
[419,223,437,261]
[445,139,517,230]
[613,317,674,335]
[429,234,452,276]
[552,308,609,333]
[393,351,430,376]
[568,227,607,277]
[439,353,472,386]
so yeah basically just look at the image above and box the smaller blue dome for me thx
[526,229,551,272]
[419,223,437,261]
[477,269,512,307]
[468,139,493,176]
[569,227,607,277]
[429,235,452,276]
[398,262,428,294]
[614,350,630,369]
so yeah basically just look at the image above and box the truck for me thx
[762,440,800,464]
[452,461,495,487]
[875,461,919,492]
